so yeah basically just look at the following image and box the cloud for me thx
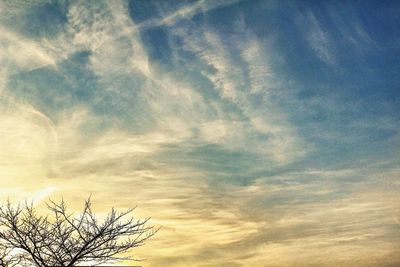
[135,168,400,266]
[61,1,308,166]
[136,0,243,30]
[0,1,399,266]
[299,10,336,65]
[173,23,307,163]
[0,27,57,71]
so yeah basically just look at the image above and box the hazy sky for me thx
[0,0,399,266]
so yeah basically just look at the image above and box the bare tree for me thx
[0,198,157,266]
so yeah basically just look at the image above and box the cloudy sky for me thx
[0,0,399,266]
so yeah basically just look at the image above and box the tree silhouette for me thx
[0,198,157,266]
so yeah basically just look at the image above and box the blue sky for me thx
[0,0,399,266]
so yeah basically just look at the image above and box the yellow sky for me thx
[1,1,400,266]
[0,99,399,266]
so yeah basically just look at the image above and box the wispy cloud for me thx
[0,1,399,266]
[174,23,307,163]
[299,10,336,65]
[137,0,242,30]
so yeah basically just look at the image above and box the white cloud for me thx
[0,27,57,70]
[174,24,307,163]
[137,0,242,30]
[2,2,399,266]
[302,11,336,65]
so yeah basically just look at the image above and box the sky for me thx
[0,0,399,266]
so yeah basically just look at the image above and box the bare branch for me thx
[0,198,157,266]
